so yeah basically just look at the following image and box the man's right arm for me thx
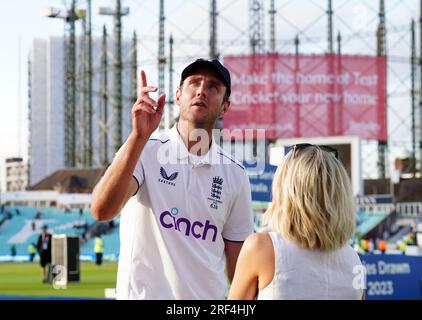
[91,133,148,221]
[91,70,166,221]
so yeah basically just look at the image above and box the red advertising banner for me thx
[222,54,387,141]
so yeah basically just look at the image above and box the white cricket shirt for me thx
[115,126,254,299]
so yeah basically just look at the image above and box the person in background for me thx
[10,244,17,259]
[37,225,52,283]
[399,240,407,255]
[28,242,37,262]
[94,234,104,266]
[368,239,375,254]
[363,239,370,253]
[228,144,365,300]
[405,232,415,245]
[378,239,386,254]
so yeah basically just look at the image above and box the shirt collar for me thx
[168,124,221,166]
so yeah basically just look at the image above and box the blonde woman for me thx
[228,144,365,300]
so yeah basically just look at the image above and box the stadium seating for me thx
[355,211,389,236]
[0,206,119,258]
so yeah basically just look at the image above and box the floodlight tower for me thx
[419,0,422,175]
[376,0,387,178]
[249,0,267,161]
[85,0,93,167]
[210,0,218,59]
[158,0,167,131]
[249,0,265,54]
[168,34,175,128]
[98,1,130,153]
[72,2,93,167]
[43,0,80,167]
[411,20,417,176]
[131,30,138,105]
[99,25,109,167]
[269,0,276,53]
[327,0,334,54]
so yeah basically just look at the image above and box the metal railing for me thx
[395,202,422,218]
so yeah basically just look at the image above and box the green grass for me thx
[0,262,118,299]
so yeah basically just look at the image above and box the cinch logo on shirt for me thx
[158,167,178,186]
[159,208,218,242]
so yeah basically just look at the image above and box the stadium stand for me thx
[355,211,389,236]
[0,206,119,259]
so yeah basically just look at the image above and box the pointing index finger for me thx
[140,70,148,88]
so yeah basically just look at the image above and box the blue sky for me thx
[0,1,63,161]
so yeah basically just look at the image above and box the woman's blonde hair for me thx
[263,145,355,251]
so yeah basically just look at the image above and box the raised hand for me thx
[131,70,166,139]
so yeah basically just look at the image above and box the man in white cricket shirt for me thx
[91,58,254,299]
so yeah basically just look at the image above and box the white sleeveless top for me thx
[257,232,364,300]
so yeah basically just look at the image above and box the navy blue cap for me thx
[42,224,48,229]
[180,58,231,97]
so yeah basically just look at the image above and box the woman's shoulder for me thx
[341,243,363,262]
[243,232,274,256]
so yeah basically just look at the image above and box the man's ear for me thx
[176,87,182,106]
[220,100,230,117]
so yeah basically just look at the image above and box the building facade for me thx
[4,158,28,192]
[29,36,133,186]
